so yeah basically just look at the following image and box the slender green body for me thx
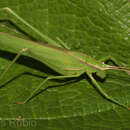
[0,32,108,76]
[0,7,130,109]
[0,31,129,109]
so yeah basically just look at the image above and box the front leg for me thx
[99,56,121,66]
[87,72,129,110]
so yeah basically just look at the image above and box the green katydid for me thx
[0,7,130,110]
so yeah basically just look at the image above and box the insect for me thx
[0,7,130,109]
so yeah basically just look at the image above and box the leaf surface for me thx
[0,0,130,129]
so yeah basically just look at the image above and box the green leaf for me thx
[0,0,130,130]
